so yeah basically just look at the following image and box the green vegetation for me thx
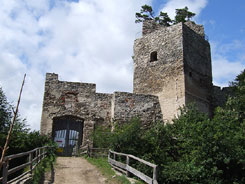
[32,148,56,184]
[135,5,195,26]
[86,156,143,184]
[0,86,56,180]
[92,70,245,184]
[0,87,53,156]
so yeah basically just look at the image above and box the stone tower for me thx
[133,21,213,121]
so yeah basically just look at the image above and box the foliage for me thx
[92,125,112,148]
[92,70,245,183]
[0,87,12,132]
[32,148,56,184]
[135,5,195,26]
[0,86,55,181]
[227,69,245,122]
[0,86,53,156]
[135,5,154,23]
[174,6,196,23]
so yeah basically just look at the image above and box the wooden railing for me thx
[80,145,108,157]
[0,146,50,184]
[108,150,158,184]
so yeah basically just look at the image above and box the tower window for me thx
[150,51,157,62]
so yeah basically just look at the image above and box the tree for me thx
[135,4,172,26]
[0,86,53,179]
[0,86,52,155]
[135,5,195,26]
[174,6,196,23]
[155,12,172,26]
[227,69,245,122]
[0,87,12,132]
[135,4,154,23]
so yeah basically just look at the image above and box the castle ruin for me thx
[40,21,228,156]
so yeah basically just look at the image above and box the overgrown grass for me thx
[85,156,143,184]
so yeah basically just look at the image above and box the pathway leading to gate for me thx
[53,157,107,184]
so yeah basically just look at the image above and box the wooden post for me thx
[87,144,90,157]
[153,166,158,184]
[108,151,110,161]
[35,149,38,164]
[29,152,33,175]
[113,153,116,160]
[40,148,42,162]
[38,148,41,163]
[126,155,130,177]
[2,159,9,184]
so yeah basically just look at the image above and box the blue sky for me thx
[0,0,244,130]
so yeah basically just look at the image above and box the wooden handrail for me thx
[108,150,158,184]
[0,146,52,184]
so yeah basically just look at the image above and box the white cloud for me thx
[1,0,242,131]
[161,0,208,19]
[0,0,150,130]
[212,56,245,87]
[211,40,245,87]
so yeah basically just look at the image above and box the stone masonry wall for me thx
[40,73,112,146]
[41,73,163,145]
[112,92,163,127]
[133,22,185,121]
[212,85,233,108]
[182,23,213,115]
[133,21,214,121]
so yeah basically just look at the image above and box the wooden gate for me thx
[52,116,83,156]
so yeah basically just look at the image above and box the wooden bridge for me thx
[1,146,158,184]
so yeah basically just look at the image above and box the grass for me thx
[86,156,144,184]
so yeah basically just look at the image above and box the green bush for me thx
[32,148,56,184]
[0,86,56,180]
[91,70,245,183]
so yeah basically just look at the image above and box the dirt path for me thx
[53,157,107,184]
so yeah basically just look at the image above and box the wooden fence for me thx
[0,146,50,184]
[108,150,158,184]
[80,145,108,158]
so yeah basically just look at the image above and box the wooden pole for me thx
[0,74,26,169]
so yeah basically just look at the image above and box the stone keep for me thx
[133,21,212,121]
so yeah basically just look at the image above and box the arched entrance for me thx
[52,116,84,156]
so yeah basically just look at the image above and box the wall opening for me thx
[52,115,84,156]
[150,51,157,62]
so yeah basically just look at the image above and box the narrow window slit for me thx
[150,51,157,62]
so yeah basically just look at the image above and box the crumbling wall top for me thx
[142,20,205,38]
[46,73,58,81]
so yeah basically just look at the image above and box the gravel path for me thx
[53,157,107,184]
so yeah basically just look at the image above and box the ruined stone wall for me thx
[41,73,163,145]
[142,20,162,36]
[112,92,162,127]
[133,23,185,121]
[184,21,205,38]
[40,73,112,145]
[182,23,213,115]
[212,86,233,108]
